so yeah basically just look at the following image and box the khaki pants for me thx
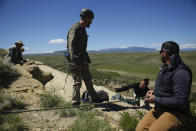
[136,106,187,131]
[71,64,98,102]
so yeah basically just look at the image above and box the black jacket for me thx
[154,54,192,113]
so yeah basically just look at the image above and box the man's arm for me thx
[68,28,82,65]
[154,70,191,110]
[115,83,138,92]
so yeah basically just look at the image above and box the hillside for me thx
[0,60,149,130]
[1,50,196,130]
[25,52,196,91]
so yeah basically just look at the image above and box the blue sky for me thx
[0,0,196,54]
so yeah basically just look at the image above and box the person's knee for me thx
[136,118,149,131]
[136,124,145,131]
[149,112,182,131]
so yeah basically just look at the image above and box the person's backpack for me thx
[97,90,109,101]
[82,90,109,103]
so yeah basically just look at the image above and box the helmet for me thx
[143,78,149,85]
[160,41,179,55]
[80,8,94,19]
[15,41,24,46]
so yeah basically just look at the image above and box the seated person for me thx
[6,41,26,65]
[115,79,150,109]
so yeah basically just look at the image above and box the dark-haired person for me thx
[66,8,103,105]
[136,41,192,131]
[115,79,150,108]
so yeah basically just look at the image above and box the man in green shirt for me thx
[67,8,103,105]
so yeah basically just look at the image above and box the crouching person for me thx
[5,41,26,65]
[136,41,192,131]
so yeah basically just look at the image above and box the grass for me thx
[119,110,145,131]
[67,111,116,131]
[0,94,27,131]
[0,114,28,131]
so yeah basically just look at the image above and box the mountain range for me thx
[88,46,156,52]
[24,46,196,55]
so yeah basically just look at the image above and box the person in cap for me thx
[115,79,150,109]
[136,41,192,131]
[5,41,26,64]
[66,8,103,105]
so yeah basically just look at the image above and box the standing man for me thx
[136,41,192,131]
[67,8,103,105]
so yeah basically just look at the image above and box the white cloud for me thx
[131,43,161,50]
[120,46,128,49]
[49,39,66,44]
[44,51,54,53]
[180,43,196,49]
[140,43,196,49]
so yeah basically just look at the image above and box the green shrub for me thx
[135,110,145,120]
[11,100,26,110]
[0,114,28,131]
[0,63,20,88]
[40,93,80,117]
[58,102,78,117]
[119,112,139,131]
[0,94,26,112]
[67,111,115,131]
[190,103,196,117]
[40,93,64,108]
[0,48,7,58]
[184,103,196,131]
[190,92,196,103]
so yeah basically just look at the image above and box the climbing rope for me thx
[3,100,120,114]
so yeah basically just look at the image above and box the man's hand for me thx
[145,90,155,103]
[145,95,155,103]
[146,90,154,96]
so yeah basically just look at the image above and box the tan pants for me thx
[136,106,187,131]
[71,64,98,102]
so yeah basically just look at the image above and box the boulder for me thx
[26,65,54,85]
